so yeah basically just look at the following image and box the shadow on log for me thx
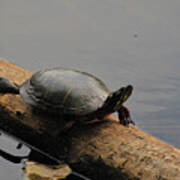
[0,59,180,180]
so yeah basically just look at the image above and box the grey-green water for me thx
[0,0,180,179]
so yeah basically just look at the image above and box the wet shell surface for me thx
[20,68,110,115]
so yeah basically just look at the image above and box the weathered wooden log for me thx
[0,59,180,180]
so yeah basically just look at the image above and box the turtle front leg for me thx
[118,105,135,126]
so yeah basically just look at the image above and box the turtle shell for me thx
[19,68,110,115]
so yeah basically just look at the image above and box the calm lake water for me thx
[1,0,180,179]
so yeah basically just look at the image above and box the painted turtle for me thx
[0,68,135,128]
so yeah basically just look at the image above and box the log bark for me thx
[0,59,180,180]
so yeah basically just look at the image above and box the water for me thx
[0,133,30,180]
[0,0,180,179]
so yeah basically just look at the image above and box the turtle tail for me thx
[96,85,133,119]
[0,77,19,94]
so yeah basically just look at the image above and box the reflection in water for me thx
[0,134,90,180]
[0,148,27,164]
[0,147,91,180]
[0,147,57,165]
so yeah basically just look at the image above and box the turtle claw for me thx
[102,85,133,115]
[120,116,135,126]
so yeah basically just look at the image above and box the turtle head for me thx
[97,85,135,125]
[0,77,19,94]
[101,85,133,114]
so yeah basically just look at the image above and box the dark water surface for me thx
[1,0,180,179]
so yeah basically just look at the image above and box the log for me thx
[0,59,180,180]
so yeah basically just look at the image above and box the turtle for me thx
[0,68,135,130]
